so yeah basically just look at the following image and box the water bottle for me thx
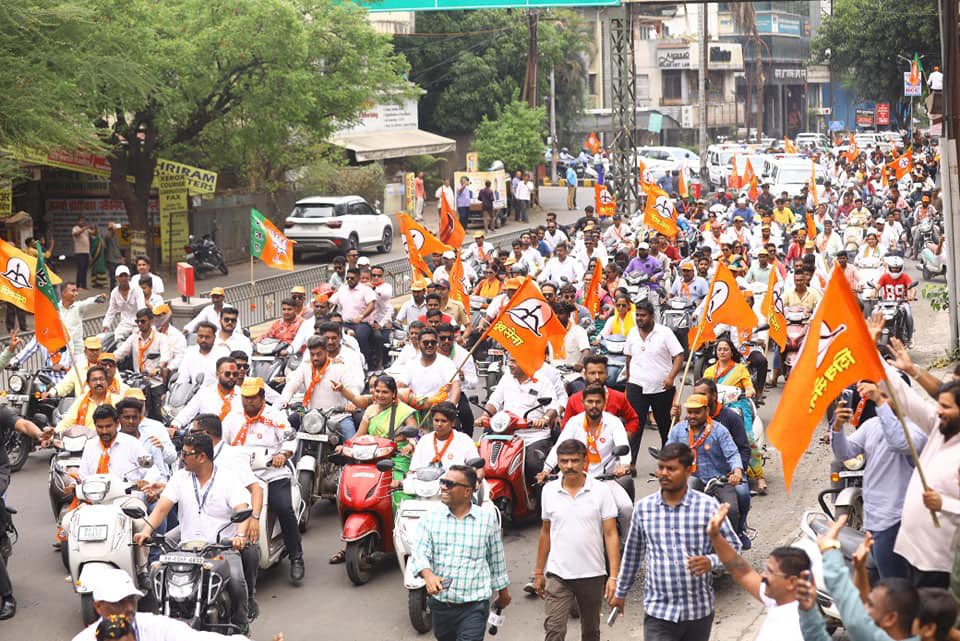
[487,606,504,635]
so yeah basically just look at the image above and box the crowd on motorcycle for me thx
[0,129,959,641]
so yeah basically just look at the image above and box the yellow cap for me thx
[98,352,117,363]
[210,287,225,296]
[152,303,171,316]
[291,286,306,295]
[473,231,485,238]
[240,376,265,397]
[804,239,816,249]
[504,277,523,290]
[123,388,146,401]
[84,337,102,350]
[683,394,710,409]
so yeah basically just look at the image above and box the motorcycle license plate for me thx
[78,525,108,541]
[159,554,205,565]
[297,433,328,442]
[838,470,863,478]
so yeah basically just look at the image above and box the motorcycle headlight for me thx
[843,455,865,471]
[8,375,24,393]
[490,412,511,434]
[302,412,325,435]
[167,570,198,601]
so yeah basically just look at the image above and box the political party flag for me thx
[810,160,819,207]
[844,134,859,164]
[881,166,890,188]
[250,208,294,271]
[767,265,886,490]
[688,262,758,351]
[0,238,62,313]
[448,251,470,318]
[33,242,68,353]
[642,181,678,237]
[438,192,465,248]
[761,265,787,350]
[888,148,914,181]
[729,159,741,190]
[485,277,566,378]
[594,182,616,217]
[583,258,604,317]
[678,164,689,199]
[398,213,451,279]
[806,213,819,240]
[638,159,647,186]
[909,52,923,85]
[584,131,601,154]
[743,159,759,201]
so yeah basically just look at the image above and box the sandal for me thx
[329,550,346,564]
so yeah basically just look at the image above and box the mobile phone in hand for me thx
[607,607,620,626]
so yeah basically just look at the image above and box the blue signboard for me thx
[829,120,845,132]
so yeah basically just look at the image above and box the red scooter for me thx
[783,305,811,378]
[336,434,397,585]
[478,401,551,526]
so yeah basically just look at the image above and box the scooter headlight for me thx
[8,375,24,393]
[81,479,109,503]
[843,455,865,471]
[490,412,511,434]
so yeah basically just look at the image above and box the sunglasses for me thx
[420,340,437,346]
[439,478,473,490]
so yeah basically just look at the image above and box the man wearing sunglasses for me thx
[171,357,244,435]
[230,351,281,405]
[116,308,170,377]
[395,327,460,410]
[215,306,253,358]
[410,462,511,641]
[435,324,477,435]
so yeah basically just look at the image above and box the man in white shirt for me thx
[572,233,608,270]
[59,283,104,356]
[129,255,165,295]
[223,377,303,584]
[137,275,164,309]
[435,178,455,210]
[214,306,253,357]
[461,231,495,265]
[329,267,377,367]
[386,321,422,379]
[117,395,177,480]
[152,304,187,371]
[396,280,427,328]
[369,264,395,370]
[102,266,146,341]
[706,503,809,641]
[115,307,170,376]
[184,287,242,334]
[409,401,480,474]
[172,356,244,433]
[543,220,569,252]
[79,404,159,482]
[395,327,460,407]
[437,323,478,433]
[178,322,230,388]
[556,302,590,367]
[279,334,361,440]
[432,250,477,289]
[538,242,584,287]
[480,356,560,488]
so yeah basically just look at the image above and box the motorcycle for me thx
[162,371,205,429]
[63,461,154,625]
[660,298,695,350]
[554,363,585,397]
[145,509,253,635]
[4,368,60,471]
[49,425,90,567]
[825,454,865,530]
[246,441,307,568]
[335,434,398,585]
[184,234,229,279]
[715,384,765,451]
[872,298,910,346]
[121,368,166,422]
[783,306,811,378]
[393,456,492,633]
[288,406,347,531]
[622,271,654,306]
[478,400,552,526]
[251,339,289,391]
[600,334,627,392]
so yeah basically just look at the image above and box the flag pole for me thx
[880,380,940,528]
[670,320,707,430]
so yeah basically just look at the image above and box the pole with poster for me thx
[158,175,189,274]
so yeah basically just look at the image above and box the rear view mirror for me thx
[122,506,147,520]
[376,459,395,472]
[465,457,485,469]
[231,509,253,523]
[401,426,420,439]
[612,445,629,457]
[138,455,154,468]
[537,397,552,407]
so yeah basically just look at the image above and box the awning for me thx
[331,129,456,162]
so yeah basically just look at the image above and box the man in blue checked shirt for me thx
[411,464,511,641]
[609,442,740,641]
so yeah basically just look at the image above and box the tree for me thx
[812,0,940,103]
[473,98,546,173]
[88,0,408,238]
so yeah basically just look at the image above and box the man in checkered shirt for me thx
[609,442,741,641]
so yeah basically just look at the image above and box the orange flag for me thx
[250,208,295,271]
[784,137,798,153]
[742,159,758,201]
[888,148,914,181]
[642,181,678,237]
[767,265,887,490]
[398,213,452,279]
[485,277,566,378]
[761,265,787,350]
[582,258,604,317]
[810,160,819,207]
[594,182,616,217]
[448,251,470,318]
[33,242,68,353]
[584,131,601,154]
[805,213,818,240]
[881,167,890,188]
[678,164,689,199]
[688,262,758,351]
[844,134,859,164]
[0,238,63,313]
[638,159,647,186]
[438,192,466,248]
[729,159,741,190]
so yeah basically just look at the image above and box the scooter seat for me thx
[809,519,877,568]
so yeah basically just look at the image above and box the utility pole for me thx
[550,66,558,182]
[699,3,709,180]
[937,0,959,348]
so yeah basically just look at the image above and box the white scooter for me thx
[62,459,154,625]
[394,457,496,634]
[246,439,307,570]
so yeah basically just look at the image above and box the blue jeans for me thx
[339,416,357,441]
[734,482,751,533]
[457,206,471,228]
[869,521,910,579]
[430,598,489,641]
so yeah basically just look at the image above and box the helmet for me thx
[885,255,904,273]
[488,160,505,172]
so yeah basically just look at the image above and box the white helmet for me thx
[885,255,904,273]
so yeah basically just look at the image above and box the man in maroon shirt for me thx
[563,353,640,446]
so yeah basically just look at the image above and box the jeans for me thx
[0,556,9,597]
[745,351,768,398]
[430,598,489,641]
[515,200,529,223]
[908,563,950,588]
[733,482,751,533]
[107,262,119,290]
[544,574,606,641]
[456,394,475,437]
[625,384,676,455]
[643,613,714,641]
[869,522,910,579]
[267,477,302,560]
[75,252,89,289]
[457,206,471,229]
[339,416,357,441]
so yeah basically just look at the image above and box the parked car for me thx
[285,196,393,259]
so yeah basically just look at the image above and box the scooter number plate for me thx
[296,433,328,442]
[78,525,108,541]
[159,554,205,565]
[838,470,864,478]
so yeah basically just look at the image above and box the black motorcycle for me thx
[185,234,228,279]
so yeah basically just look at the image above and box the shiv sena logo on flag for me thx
[642,182,678,237]
[761,267,787,350]
[485,277,565,377]
[688,261,757,351]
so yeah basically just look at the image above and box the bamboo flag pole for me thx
[669,320,708,430]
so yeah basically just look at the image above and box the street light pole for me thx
[699,3,709,180]
[550,66,558,182]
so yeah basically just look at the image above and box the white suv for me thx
[284,195,393,258]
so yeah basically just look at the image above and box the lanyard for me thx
[192,469,217,515]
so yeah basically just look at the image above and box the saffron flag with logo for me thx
[0,238,62,313]
[844,134,859,164]
[909,52,923,85]
[888,148,914,181]
[688,262,758,351]
[398,213,451,279]
[448,251,471,318]
[784,137,798,153]
[678,164,689,198]
[34,242,67,353]
[594,182,616,217]
[250,208,294,271]
[583,258,604,317]
[642,181,678,237]
[729,159,741,190]
[438,192,465,248]
[743,159,759,201]
[485,277,566,378]
[584,131,601,154]
[760,266,787,350]
[767,264,886,491]
[810,160,819,207]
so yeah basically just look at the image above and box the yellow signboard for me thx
[158,175,190,266]
[153,159,218,195]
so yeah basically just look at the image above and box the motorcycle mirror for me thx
[231,508,254,523]
[612,445,629,457]
[189,234,195,241]
[122,506,147,520]
[648,447,661,459]
[537,397,552,407]
[376,459,395,472]
[287,413,301,430]
[401,426,420,439]
[32,413,48,427]
[465,457,485,469]
[138,455,154,468]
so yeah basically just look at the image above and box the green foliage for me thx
[296,152,386,208]
[474,98,546,173]
[811,0,940,103]
[922,284,951,312]
[395,10,588,142]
